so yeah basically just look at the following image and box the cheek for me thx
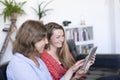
[35,45,43,53]
[35,43,42,50]
[50,38,56,43]
[35,44,40,51]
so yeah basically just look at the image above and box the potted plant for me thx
[32,0,53,20]
[0,0,27,55]
[0,0,27,22]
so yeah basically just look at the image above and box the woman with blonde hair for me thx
[41,22,95,80]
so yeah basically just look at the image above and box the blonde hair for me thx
[45,22,75,69]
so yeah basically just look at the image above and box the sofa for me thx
[67,39,79,61]
[0,62,8,80]
[67,39,120,80]
[77,54,120,80]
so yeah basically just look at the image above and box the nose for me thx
[45,38,48,44]
[60,37,64,42]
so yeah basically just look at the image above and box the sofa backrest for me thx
[0,62,9,80]
[77,54,120,69]
[67,39,79,61]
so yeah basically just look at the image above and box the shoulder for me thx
[7,53,33,73]
[6,53,40,80]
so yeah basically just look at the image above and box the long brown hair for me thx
[45,22,75,69]
[13,20,47,57]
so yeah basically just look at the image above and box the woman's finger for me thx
[72,59,85,72]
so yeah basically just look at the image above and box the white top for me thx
[6,53,53,80]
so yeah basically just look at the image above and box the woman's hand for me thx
[63,59,85,80]
[63,54,96,80]
[89,54,96,66]
[84,54,96,71]
[71,54,96,80]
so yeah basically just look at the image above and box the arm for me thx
[61,59,85,80]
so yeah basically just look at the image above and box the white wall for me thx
[0,0,119,65]
[114,0,120,53]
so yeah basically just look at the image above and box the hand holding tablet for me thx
[82,46,97,71]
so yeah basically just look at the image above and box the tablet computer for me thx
[82,46,97,70]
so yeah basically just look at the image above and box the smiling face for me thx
[35,38,48,53]
[49,29,65,49]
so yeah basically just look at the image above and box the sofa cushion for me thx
[96,75,120,80]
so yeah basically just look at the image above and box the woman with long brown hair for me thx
[41,22,95,80]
